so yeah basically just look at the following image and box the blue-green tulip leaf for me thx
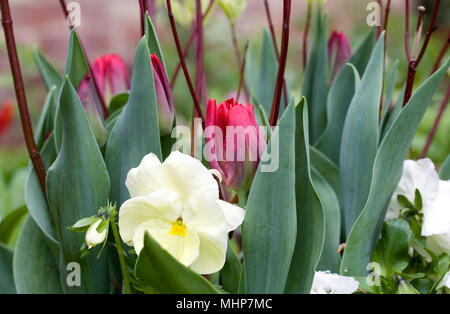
[0,243,15,294]
[439,154,450,180]
[33,47,62,91]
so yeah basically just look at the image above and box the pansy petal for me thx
[118,189,181,245]
[422,180,450,236]
[133,219,200,266]
[125,153,168,198]
[311,271,359,294]
[217,199,245,232]
[189,229,227,274]
[163,151,219,199]
[183,196,227,233]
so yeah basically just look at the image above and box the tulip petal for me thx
[133,219,200,267]
[217,199,245,232]
[163,151,219,199]
[118,189,181,245]
[422,180,450,236]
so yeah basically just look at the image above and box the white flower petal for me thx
[426,231,450,256]
[310,271,359,294]
[85,219,107,249]
[189,228,227,274]
[422,180,450,236]
[125,153,167,198]
[118,189,181,245]
[182,196,227,232]
[132,219,200,267]
[163,151,219,200]
[217,199,245,232]
[442,271,450,289]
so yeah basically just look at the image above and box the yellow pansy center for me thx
[169,217,186,237]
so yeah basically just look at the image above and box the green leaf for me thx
[135,232,220,294]
[340,34,384,236]
[414,189,423,211]
[340,58,450,277]
[381,86,405,140]
[13,217,62,294]
[108,92,129,114]
[0,205,28,248]
[105,38,162,206]
[35,86,58,149]
[302,7,328,142]
[439,154,450,180]
[25,134,58,244]
[397,279,420,294]
[33,47,62,91]
[67,216,98,232]
[380,59,400,130]
[220,241,241,294]
[285,99,325,293]
[243,99,297,293]
[0,243,16,293]
[372,219,411,277]
[145,13,168,76]
[312,168,341,273]
[315,29,375,164]
[46,77,110,293]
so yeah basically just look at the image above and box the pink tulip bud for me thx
[0,100,13,136]
[328,31,352,81]
[205,98,266,191]
[91,54,130,105]
[150,53,175,136]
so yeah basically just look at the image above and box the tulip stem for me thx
[170,0,216,89]
[419,83,450,159]
[403,0,441,107]
[0,0,47,196]
[269,0,291,127]
[237,190,248,208]
[236,40,249,104]
[110,219,131,294]
[166,0,205,127]
[302,0,312,70]
[59,0,109,118]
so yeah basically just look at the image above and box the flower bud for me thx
[0,100,14,135]
[85,218,107,249]
[150,53,175,136]
[328,31,352,81]
[205,98,266,191]
[218,0,246,25]
[91,54,130,105]
[77,75,108,146]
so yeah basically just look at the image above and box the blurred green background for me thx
[0,0,448,227]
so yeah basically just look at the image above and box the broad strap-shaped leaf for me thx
[220,241,241,294]
[302,7,328,143]
[25,135,58,244]
[381,85,405,140]
[340,34,384,237]
[316,29,375,163]
[35,86,58,149]
[285,99,325,294]
[372,219,411,278]
[13,217,62,294]
[0,205,27,248]
[312,169,341,273]
[0,243,16,294]
[135,232,220,294]
[243,99,297,293]
[46,77,110,293]
[439,154,450,180]
[33,48,62,91]
[145,12,168,76]
[379,59,400,130]
[340,58,450,277]
[105,38,162,206]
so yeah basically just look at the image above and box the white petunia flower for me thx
[85,219,107,249]
[310,271,359,294]
[441,271,450,289]
[118,151,245,274]
[386,159,450,255]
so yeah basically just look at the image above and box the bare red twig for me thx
[170,0,215,88]
[269,0,291,126]
[377,0,383,39]
[403,0,441,107]
[263,0,288,108]
[237,41,249,104]
[166,0,205,126]
[0,0,47,195]
[302,0,312,70]
[139,0,146,37]
[431,31,450,75]
[59,0,109,118]
[420,83,450,158]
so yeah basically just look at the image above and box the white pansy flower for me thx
[386,159,450,255]
[310,271,359,294]
[441,271,450,289]
[85,219,107,249]
[119,151,245,274]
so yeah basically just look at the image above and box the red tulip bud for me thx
[0,100,13,135]
[150,53,175,136]
[205,98,266,191]
[328,31,352,81]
